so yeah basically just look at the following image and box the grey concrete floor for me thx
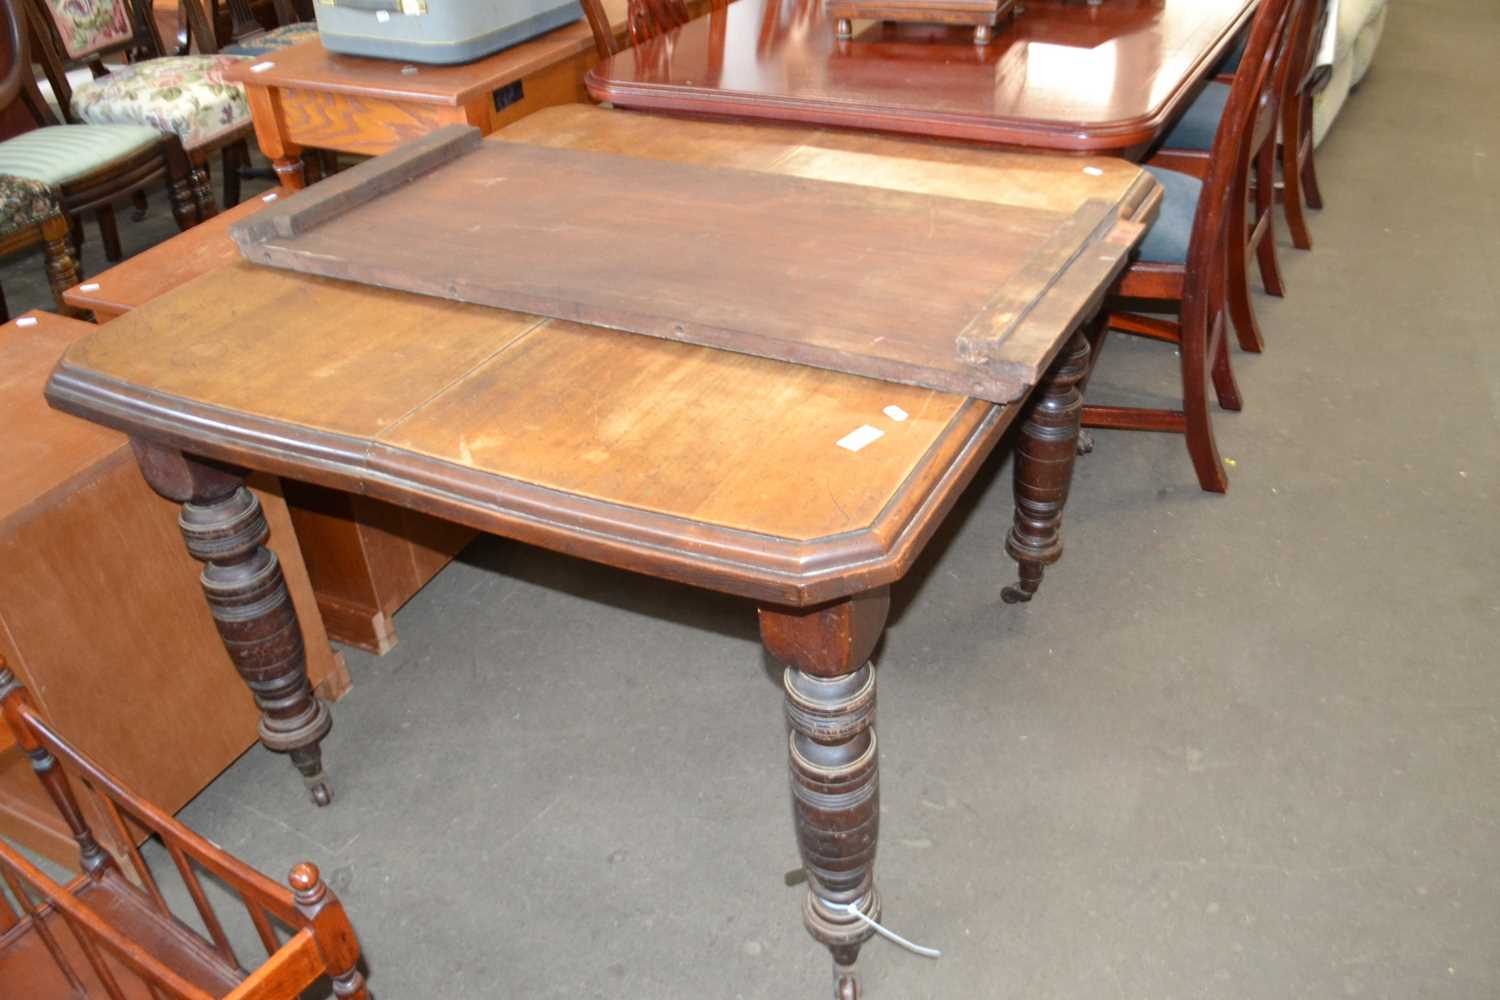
[7,0,1498,996]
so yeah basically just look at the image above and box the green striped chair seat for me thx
[0,125,164,188]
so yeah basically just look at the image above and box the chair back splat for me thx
[582,0,714,58]
[0,656,371,999]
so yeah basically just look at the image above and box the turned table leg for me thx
[760,588,888,1000]
[132,441,334,806]
[1002,329,1090,604]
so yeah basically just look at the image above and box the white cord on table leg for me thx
[832,902,943,959]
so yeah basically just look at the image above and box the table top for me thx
[222,0,629,105]
[62,190,286,320]
[46,106,1153,606]
[587,0,1256,154]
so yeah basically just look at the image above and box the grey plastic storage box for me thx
[313,0,582,65]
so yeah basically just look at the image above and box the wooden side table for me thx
[0,312,347,868]
[223,0,632,189]
[61,198,474,654]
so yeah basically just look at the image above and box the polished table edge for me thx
[587,2,1256,155]
[45,363,1021,607]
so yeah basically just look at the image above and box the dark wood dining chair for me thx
[1278,0,1331,250]
[581,0,705,59]
[179,0,334,193]
[0,0,199,268]
[0,658,371,999]
[1149,0,1325,353]
[1081,0,1307,493]
[1213,0,1328,252]
[22,0,253,213]
[0,176,80,320]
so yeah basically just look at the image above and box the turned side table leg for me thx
[1002,329,1090,604]
[133,441,334,806]
[760,588,889,1000]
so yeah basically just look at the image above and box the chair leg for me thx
[97,205,124,263]
[1300,92,1325,210]
[189,154,220,220]
[1225,178,1265,354]
[67,214,85,259]
[1253,140,1286,297]
[42,215,86,319]
[1281,95,1314,251]
[0,280,9,323]
[1209,319,1242,412]
[222,143,242,208]
[1181,308,1229,494]
[130,190,149,222]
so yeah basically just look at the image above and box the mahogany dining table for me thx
[586,0,1257,159]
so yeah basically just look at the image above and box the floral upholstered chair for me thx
[198,0,319,58]
[0,0,197,294]
[23,0,252,211]
[0,174,79,321]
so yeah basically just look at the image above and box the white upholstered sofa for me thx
[1312,0,1389,144]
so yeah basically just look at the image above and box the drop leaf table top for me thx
[47,106,1155,604]
[48,106,1154,607]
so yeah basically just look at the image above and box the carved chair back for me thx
[192,0,303,53]
[1,0,75,129]
[1184,0,1304,333]
[22,0,164,73]
[0,660,370,999]
[20,0,169,123]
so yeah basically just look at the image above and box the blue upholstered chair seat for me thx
[1161,80,1229,152]
[1215,31,1248,75]
[1136,165,1201,264]
[223,22,320,58]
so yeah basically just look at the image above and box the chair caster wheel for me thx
[306,780,334,807]
[835,971,860,1000]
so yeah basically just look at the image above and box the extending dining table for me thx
[44,105,1157,997]
[587,0,1257,158]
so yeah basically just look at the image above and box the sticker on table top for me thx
[1083,166,1104,176]
[262,192,278,202]
[79,282,100,292]
[401,65,419,75]
[250,61,275,73]
[376,9,390,20]
[883,405,909,422]
[15,317,37,327]
[837,425,885,452]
